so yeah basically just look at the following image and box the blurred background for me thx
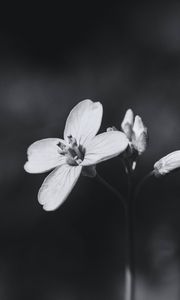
[1,2,180,299]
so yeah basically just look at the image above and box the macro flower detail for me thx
[153,150,180,177]
[24,99,128,211]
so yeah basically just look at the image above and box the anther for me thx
[67,135,77,147]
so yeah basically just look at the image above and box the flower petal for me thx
[64,99,103,146]
[24,138,66,174]
[81,131,128,166]
[38,164,82,211]
[154,150,180,176]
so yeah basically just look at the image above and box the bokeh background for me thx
[1,2,180,299]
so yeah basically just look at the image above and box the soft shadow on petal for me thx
[63,99,103,146]
[38,164,82,211]
[82,131,128,166]
[24,138,66,174]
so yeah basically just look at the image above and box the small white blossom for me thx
[24,99,128,211]
[154,150,180,177]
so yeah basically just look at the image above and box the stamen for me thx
[67,135,84,160]
[75,158,82,165]
[67,135,77,147]
[57,141,68,155]
[57,141,66,150]
[58,135,85,166]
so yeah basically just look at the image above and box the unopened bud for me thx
[121,109,134,139]
[154,150,180,177]
[132,115,148,155]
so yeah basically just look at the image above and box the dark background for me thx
[1,2,180,299]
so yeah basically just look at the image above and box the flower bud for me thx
[154,150,180,177]
[132,115,148,155]
[121,109,134,139]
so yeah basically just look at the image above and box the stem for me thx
[95,171,135,300]
[125,170,135,300]
[95,173,126,210]
[125,170,153,300]
[134,171,154,201]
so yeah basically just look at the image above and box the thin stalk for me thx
[134,171,154,201]
[125,170,154,300]
[95,171,135,300]
[95,173,126,210]
[124,170,135,300]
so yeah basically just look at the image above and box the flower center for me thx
[58,135,85,166]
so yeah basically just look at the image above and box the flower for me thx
[153,150,180,177]
[24,99,128,211]
[121,109,148,155]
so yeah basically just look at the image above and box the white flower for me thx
[154,150,180,177]
[24,99,128,211]
[121,109,148,155]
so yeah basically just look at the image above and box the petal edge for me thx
[64,99,103,146]
[82,131,128,166]
[38,164,82,211]
[24,138,66,174]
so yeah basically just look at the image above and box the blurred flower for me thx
[154,150,180,177]
[24,99,128,211]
